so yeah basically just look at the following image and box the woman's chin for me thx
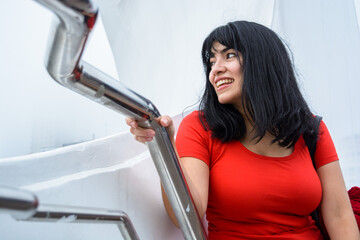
[217,95,234,105]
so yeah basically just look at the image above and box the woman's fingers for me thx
[126,116,175,143]
[126,117,155,143]
[158,115,175,140]
[125,117,137,128]
[130,126,155,142]
[159,116,171,127]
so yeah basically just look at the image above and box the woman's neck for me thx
[240,114,294,157]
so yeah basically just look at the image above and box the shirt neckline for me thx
[236,139,299,161]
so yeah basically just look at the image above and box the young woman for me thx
[126,21,360,239]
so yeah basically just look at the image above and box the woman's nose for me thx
[211,61,226,76]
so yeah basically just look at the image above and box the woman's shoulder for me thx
[178,110,208,134]
[315,119,339,168]
[317,119,333,143]
[181,110,203,124]
[183,110,201,118]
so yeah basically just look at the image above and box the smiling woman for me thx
[200,21,307,146]
[208,42,243,107]
[127,21,360,240]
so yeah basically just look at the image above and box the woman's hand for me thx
[125,115,175,143]
[126,115,209,226]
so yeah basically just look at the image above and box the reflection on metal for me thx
[0,185,38,219]
[0,186,139,240]
[32,0,207,239]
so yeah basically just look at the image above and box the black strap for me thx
[304,115,323,233]
[305,115,323,167]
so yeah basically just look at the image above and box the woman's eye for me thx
[227,53,236,58]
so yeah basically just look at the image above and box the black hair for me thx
[199,21,317,147]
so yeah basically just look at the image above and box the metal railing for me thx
[31,0,208,239]
[0,186,139,240]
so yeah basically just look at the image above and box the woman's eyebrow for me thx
[211,46,231,54]
[220,47,231,53]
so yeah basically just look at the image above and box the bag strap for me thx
[305,115,323,168]
[304,115,324,234]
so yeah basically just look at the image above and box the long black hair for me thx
[199,21,317,147]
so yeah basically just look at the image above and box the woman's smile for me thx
[209,41,243,107]
[215,78,235,91]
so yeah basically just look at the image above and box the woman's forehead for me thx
[211,41,230,54]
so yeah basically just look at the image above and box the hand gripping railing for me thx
[32,0,207,239]
[0,186,139,240]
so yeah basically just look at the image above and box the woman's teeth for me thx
[216,79,234,88]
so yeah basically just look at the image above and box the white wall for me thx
[0,113,188,240]
[0,130,184,240]
[0,0,123,158]
[271,0,360,188]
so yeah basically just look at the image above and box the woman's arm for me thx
[162,156,209,227]
[318,160,360,239]
[126,116,209,227]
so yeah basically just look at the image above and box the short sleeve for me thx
[314,120,339,169]
[175,111,211,166]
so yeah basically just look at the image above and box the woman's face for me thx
[209,41,244,111]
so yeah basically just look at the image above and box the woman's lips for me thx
[215,78,234,91]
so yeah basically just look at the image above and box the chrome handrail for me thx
[32,0,207,239]
[0,186,139,240]
[0,185,38,219]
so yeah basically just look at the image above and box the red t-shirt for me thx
[175,111,339,240]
